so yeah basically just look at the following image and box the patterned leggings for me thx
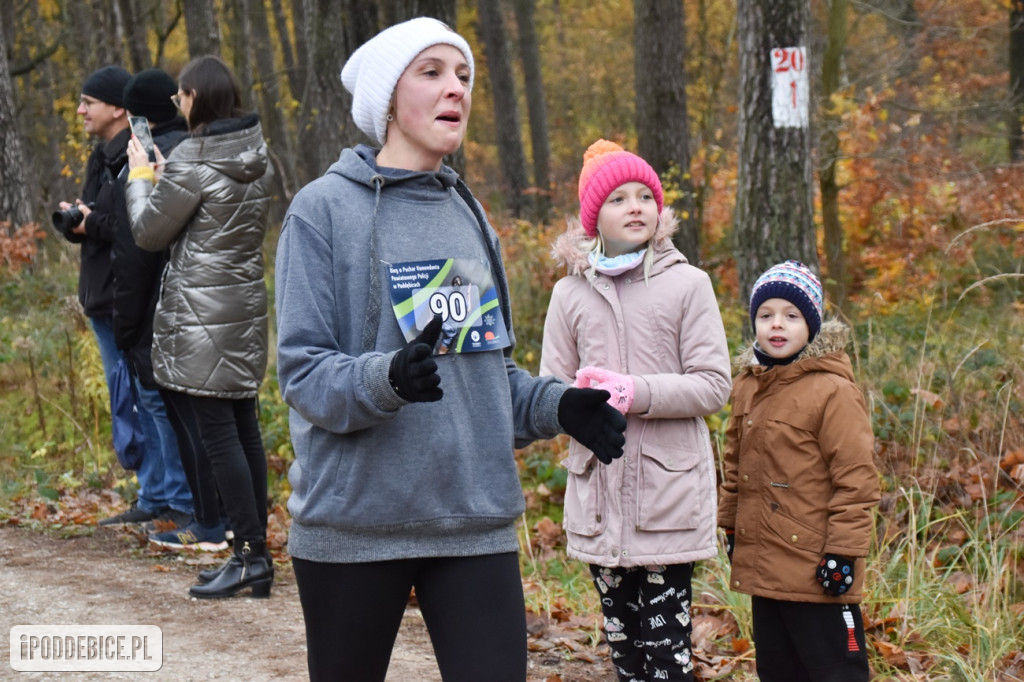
[590,563,695,682]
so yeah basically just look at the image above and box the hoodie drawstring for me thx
[359,174,386,354]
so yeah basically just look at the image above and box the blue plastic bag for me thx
[110,358,145,470]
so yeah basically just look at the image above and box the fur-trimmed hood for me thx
[734,319,851,372]
[551,206,681,275]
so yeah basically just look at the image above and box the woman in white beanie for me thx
[274,17,626,681]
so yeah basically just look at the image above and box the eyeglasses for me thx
[170,94,182,109]
[79,97,100,109]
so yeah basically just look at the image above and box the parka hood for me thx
[168,115,269,184]
[551,206,683,276]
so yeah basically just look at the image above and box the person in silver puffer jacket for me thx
[125,55,274,600]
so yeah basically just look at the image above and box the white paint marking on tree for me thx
[770,46,809,128]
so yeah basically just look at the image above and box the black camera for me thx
[51,203,93,238]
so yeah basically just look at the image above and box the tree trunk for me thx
[734,0,818,304]
[0,13,33,228]
[245,0,296,208]
[224,0,254,109]
[820,0,848,309]
[289,0,308,95]
[476,0,529,218]
[1010,3,1024,162]
[115,0,150,71]
[382,0,455,25]
[296,0,377,185]
[183,0,221,58]
[513,0,551,222]
[270,0,301,99]
[634,0,698,263]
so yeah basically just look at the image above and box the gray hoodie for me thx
[276,145,568,562]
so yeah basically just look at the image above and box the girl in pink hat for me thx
[541,140,733,681]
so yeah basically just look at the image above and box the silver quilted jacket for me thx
[125,116,272,399]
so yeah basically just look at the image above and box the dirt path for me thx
[0,525,613,681]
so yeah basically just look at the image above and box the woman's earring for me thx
[386,113,394,122]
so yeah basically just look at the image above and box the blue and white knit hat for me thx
[340,17,475,145]
[749,260,823,340]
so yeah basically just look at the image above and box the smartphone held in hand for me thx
[129,115,156,163]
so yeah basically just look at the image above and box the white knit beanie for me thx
[340,17,475,145]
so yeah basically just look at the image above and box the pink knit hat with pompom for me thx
[578,139,664,237]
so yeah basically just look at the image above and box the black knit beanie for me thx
[82,65,131,108]
[123,68,178,123]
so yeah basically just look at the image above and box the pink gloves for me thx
[574,366,634,414]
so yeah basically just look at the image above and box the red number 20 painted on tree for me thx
[772,48,805,108]
[772,47,806,73]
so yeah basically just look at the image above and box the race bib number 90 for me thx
[386,258,510,354]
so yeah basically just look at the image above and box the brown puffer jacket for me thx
[718,320,879,604]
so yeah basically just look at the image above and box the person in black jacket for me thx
[108,69,197,533]
[57,65,159,527]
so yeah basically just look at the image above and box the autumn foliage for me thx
[1,0,1022,679]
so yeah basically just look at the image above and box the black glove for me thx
[724,529,735,563]
[388,315,444,402]
[557,387,626,465]
[816,553,855,596]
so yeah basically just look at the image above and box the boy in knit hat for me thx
[541,140,732,682]
[718,261,880,681]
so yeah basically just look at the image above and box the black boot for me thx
[189,540,273,599]
[197,556,232,584]
[197,551,276,584]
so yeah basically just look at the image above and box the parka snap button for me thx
[603,283,609,290]
[596,514,602,522]
[790,534,798,543]
[747,419,753,426]
[625,278,631,284]
[742,474,749,482]
[622,550,629,557]
[611,549,619,557]
[739,528,746,536]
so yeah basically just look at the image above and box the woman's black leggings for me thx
[160,390,266,541]
[292,552,527,682]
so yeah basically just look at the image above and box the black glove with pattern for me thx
[388,315,443,402]
[816,553,855,596]
[558,387,626,465]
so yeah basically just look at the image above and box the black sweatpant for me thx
[752,596,870,682]
[160,391,266,541]
[292,552,527,682]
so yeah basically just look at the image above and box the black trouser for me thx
[752,596,869,682]
[292,553,527,682]
[160,390,266,541]
[590,563,696,682]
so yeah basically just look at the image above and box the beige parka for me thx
[540,208,732,567]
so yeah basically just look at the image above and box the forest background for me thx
[0,0,1022,679]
